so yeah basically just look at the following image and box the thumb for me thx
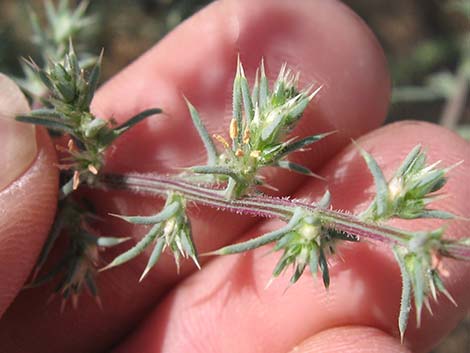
[288,326,412,353]
[0,74,58,317]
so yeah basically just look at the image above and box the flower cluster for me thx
[187,59,328,199]
[359,144,457,221]
[104,192,199,280]
[17,44,161,197]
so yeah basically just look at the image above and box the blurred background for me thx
[0,0,468,351]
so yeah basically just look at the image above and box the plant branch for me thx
[101,172,415,246]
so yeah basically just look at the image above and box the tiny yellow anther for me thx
[229,118,238,140]
[213,134,229,148]
[243,128,250,144]
[235,149,244,157]
[250,150,261,158]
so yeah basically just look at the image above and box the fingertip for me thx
[92,0,391,174]
[288,326,411,353]
[0,128,58,317]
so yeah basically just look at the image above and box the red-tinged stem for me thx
[441,242,470,261]
[100,172,414,246]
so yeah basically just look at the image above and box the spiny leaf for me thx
[184,97,218,165]
[395,144,423,178]
[238,61,254,123]
[412,256,425,327]
[417,210,456,219]
[83,49,103,108]
[139,238,165,281]
[258,58,269,109]
[251,68,260,106]
[318,246,330,288]
[96,236,131,247]
[16,115,76,136]
[431,270,457,306]
[204,208,304,255]
[232,57,243,146]
[30,108,64,119]
[110,201,180,225]
[261,111,283,141]
[276,160,325,180]
[101,223,162,271]
[279,131,336,158]
[317,190,331,208]
[113,108,162,135]
[191,165,242,183]
[358,145,389,218]
[393,247,412,342]
[309,246,320,279]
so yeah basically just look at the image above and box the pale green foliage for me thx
[359,145,461,340]
[187,58,328,199]
[360,145,457,221]
[18,0,96,98]
[105,192,199,279]
[16,43,161,197]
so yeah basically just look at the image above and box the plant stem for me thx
[100,173,413,246]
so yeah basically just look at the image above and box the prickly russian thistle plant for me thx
[10,0,470,343]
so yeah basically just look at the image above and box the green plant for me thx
[8,0,470,343]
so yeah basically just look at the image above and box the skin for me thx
[0,0,469,352]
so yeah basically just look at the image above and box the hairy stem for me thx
[101,172,414,246]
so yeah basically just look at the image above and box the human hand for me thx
[0,1,468,352]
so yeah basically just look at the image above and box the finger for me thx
[287,326,412,353]
[0,0,389,352]
[91,0,390,288]
[111,122,469,353]
[0,75,58,317]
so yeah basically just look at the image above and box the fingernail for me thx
[0,74,37,191]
